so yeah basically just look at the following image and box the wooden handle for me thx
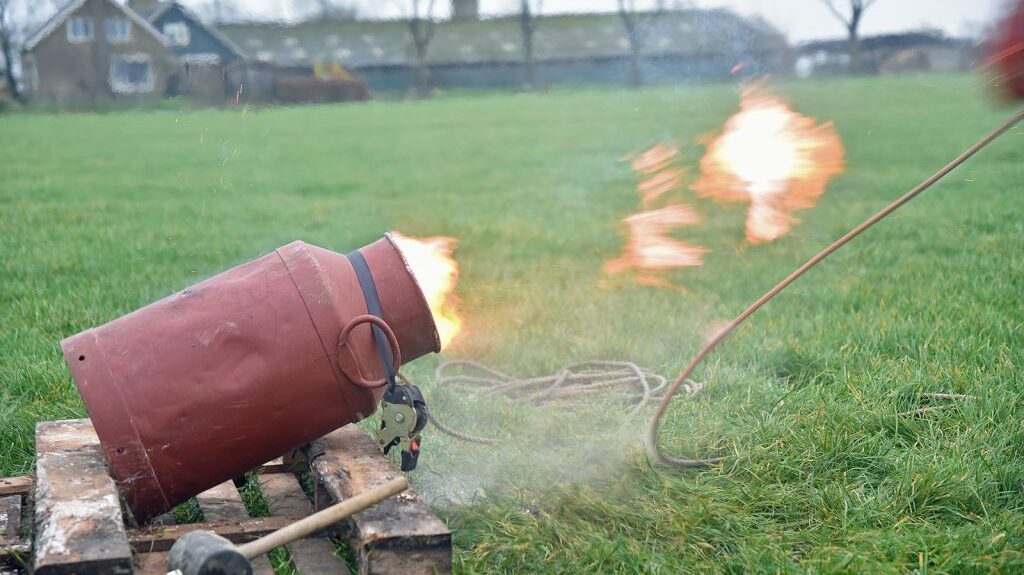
[237,476,409,560]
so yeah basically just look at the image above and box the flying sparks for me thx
[605,143,708,287]
[693,85,845,243]
[389,232,463,349]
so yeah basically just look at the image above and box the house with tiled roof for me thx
[139,0,245,99]
[21,0,178,102]
[21,0,245,103]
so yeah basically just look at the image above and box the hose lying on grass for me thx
[415,361,706,451]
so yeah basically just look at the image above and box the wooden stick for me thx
[237,476,408,560]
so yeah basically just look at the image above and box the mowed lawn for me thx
[2,75,1024,573]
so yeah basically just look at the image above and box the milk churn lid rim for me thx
[382,232,443,354]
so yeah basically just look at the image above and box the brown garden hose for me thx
[646,108,1024,468]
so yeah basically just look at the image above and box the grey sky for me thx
[180,1,1004,42]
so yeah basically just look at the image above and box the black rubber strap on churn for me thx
[346,250,397,388]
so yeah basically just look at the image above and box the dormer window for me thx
[105,18,131,43]
[163,22,190,47]
[67,16,94,43]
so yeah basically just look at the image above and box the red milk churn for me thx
[988,0,1024,100]
[60,235,440,522]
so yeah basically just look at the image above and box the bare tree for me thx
[0,0,18,101]
[818,0,880,73]
[0,0,56,101]
[616,0,665,88]
[399,0,437,96]
[519,0,542,89]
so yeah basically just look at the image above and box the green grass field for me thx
[2,74,1024,573]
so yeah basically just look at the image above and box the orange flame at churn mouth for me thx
[693,85,845,244]
[604,143,708,288]
[389,232,463,350]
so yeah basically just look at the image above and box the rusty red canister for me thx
[988,0,1024,100]
[60,235,440,522]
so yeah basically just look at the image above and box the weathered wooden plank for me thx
[310,425,452,575]
[195,482,273,574]
[196,482,250,524]
[0,477,31,498]
[34,419,133,575]
[258,472,311,520]
[0,496,24,573]
[260,471,349,573]
[0,496,21,544]
[128,516,296,553]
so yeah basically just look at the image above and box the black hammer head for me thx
[169,530,253,575]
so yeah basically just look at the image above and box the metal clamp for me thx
[379,383,428,471]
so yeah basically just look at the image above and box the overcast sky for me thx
[179,0,1004,42]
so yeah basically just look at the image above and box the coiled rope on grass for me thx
[418,360,705,451]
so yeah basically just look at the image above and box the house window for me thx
[163,22,190,47]
[110,54,154,94]
[67,16,94,43]
[105,18,131,43]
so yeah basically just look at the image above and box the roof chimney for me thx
[451,0,479,20]
[127,0,163,18]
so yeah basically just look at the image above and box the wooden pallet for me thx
[0,419,451,575]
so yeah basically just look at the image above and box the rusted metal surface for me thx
[33,419,133,575]
[990,0,1024,100]
[310,425,451,575]
[194,482,273,574]
[259,468,350,573]
[60,235,440,522]
[0,478,31,499]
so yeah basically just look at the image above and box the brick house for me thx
[21,0,179,103]
[133,0,245,100]
[21,0,246,103]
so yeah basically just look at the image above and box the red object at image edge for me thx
[989,0,1024,100]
